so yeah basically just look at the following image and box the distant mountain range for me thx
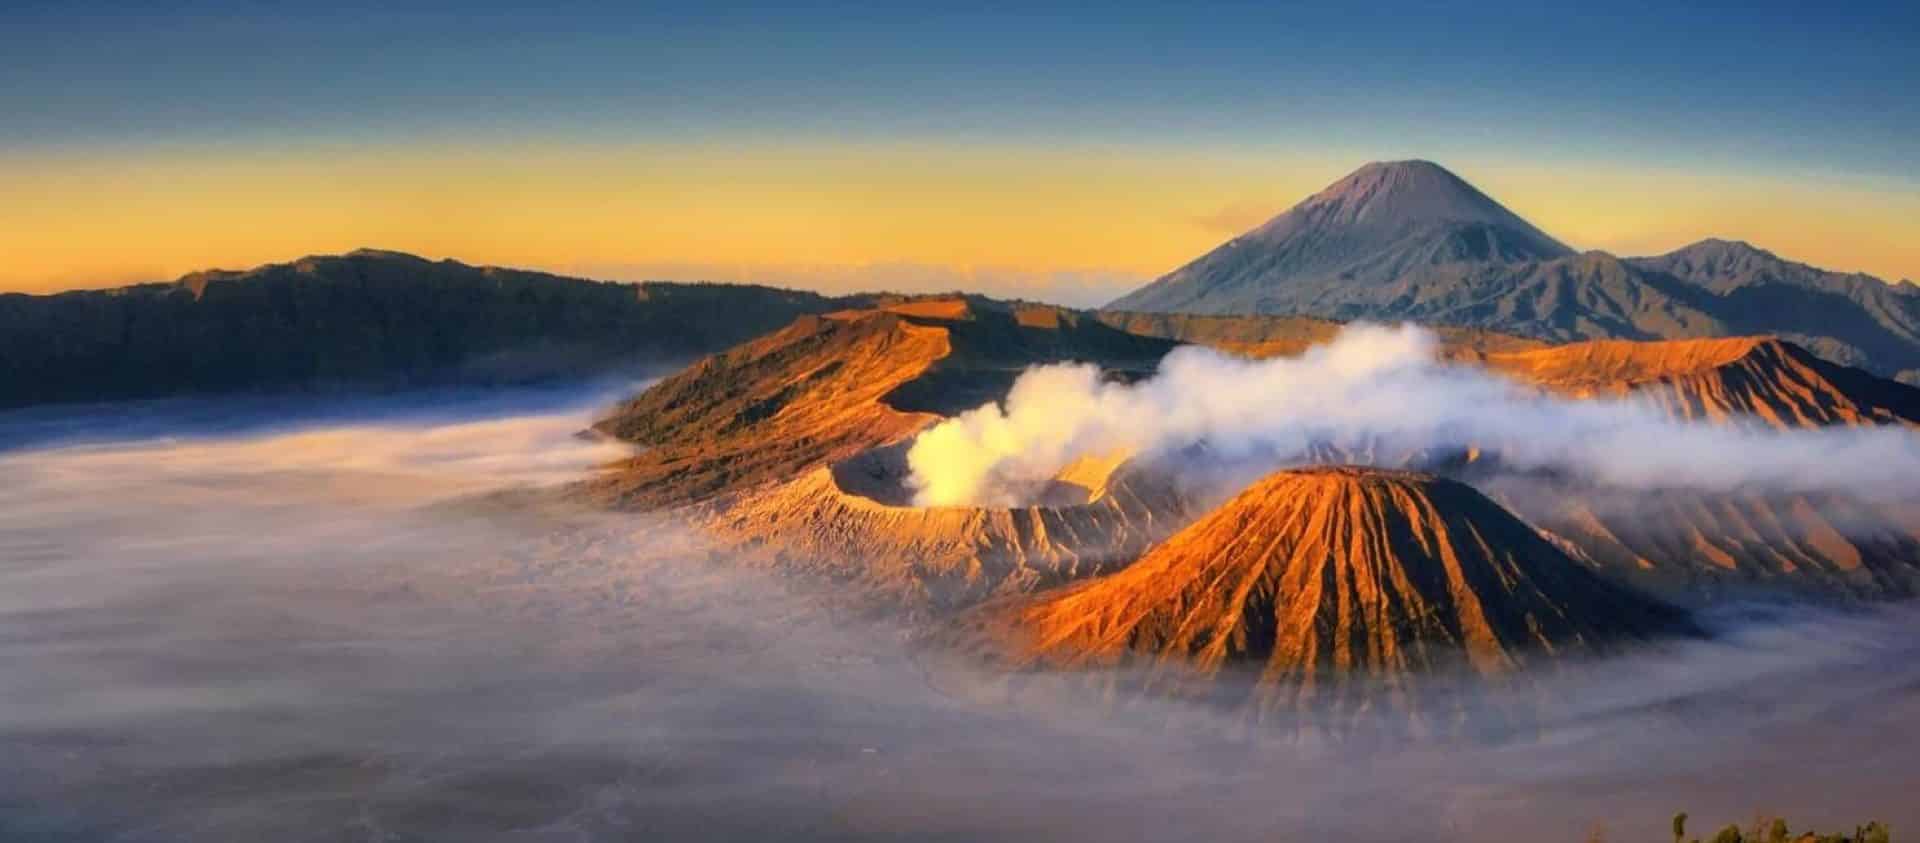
[7,160,1917,410]
[0,250,872,408]
[1109,160,1920,384]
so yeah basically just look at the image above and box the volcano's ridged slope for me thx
[962,467,1694,714]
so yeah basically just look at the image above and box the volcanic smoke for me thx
[904,324,1920,507]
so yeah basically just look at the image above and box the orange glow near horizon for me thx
[3,141,1916,299]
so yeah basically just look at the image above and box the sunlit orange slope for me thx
[578,296,1172,510]
[1486,336,1920,428]
[962,467,1692,702]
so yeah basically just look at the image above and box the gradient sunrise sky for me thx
[4,1,1916,301]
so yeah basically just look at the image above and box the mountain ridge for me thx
[1108,162,1920,384]
[1485,335,1920,429]
[577,297,1175,510]
[0,250,882,408]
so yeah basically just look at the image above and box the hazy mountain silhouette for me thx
[0,250,872,407]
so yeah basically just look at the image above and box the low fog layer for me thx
[1,392,1916,841]
[906,324,1920,507]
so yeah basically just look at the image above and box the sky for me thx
[2,1,1917,301]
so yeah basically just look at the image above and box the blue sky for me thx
[7,1,1915,174]
[3,1,1916,293]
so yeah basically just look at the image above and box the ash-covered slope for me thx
[579,297,1173,509]
[1110,160,1572,315]
[967,467,1691,699]
[699,447,1197,614]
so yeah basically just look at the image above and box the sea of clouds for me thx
[1,385,1916,841]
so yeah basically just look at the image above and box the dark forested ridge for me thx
[0,250,871,408]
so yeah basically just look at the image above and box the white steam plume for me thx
[905,324,1920,507]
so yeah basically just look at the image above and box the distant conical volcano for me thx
[964,466,1692,706]
[1109,160,1573,314]
[1243,159,1565,248]
[1108,161,1920,384]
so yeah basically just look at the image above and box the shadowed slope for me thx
[967,467,1691,705]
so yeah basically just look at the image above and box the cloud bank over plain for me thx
[2,389,1918,841]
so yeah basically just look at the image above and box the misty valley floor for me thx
[2,391,1917,842]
